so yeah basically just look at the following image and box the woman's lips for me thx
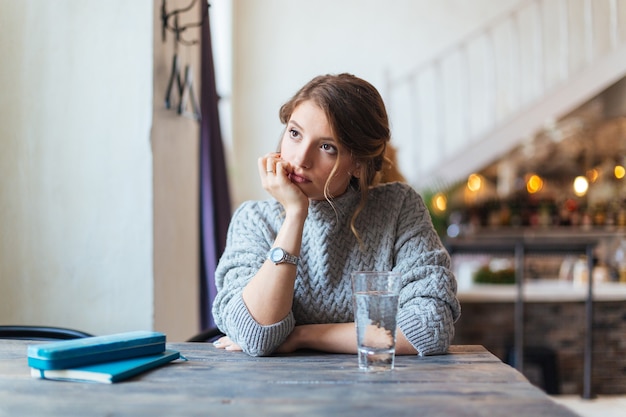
[288,173,309,184]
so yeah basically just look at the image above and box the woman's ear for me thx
[352,162,361,179]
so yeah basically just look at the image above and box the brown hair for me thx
[279,73,405,240]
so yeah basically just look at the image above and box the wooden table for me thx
[0,341,578,416]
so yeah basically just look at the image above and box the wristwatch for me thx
[268,247,299,266]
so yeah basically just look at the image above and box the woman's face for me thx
[280,100,358,201]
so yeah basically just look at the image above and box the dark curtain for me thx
[199,1,231,330]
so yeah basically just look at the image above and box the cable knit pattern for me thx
[212,182,461,356]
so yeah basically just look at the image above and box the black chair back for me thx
[0,325,93,340]
[186,327,224,342]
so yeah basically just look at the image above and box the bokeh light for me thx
[526,174,543,194]
[467,174,482,192]
[573,176,589,197]
[432,193,447,213]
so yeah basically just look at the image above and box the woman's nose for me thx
[292,145,313,168]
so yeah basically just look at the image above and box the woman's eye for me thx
[321,143,338,155]
[289,129,300,139]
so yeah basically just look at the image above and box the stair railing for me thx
[385,0,624,190]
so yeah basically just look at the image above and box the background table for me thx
[0,341,578,416]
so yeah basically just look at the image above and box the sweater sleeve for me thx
[211,201,296,356]
[391,186,461,355]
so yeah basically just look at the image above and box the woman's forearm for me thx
[280,323,418,355]
[241,210,305,325]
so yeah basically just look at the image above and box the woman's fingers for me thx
[212,335,242,351]
[259,153,281,177]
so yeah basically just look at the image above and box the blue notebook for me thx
[30,349,181,383]
[27,331,166,370]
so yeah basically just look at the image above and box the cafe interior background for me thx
[1,0,625,396]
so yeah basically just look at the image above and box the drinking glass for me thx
[351,271,401,371]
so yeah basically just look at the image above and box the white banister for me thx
[559,0,569,81]
[584,0,594,64]
[609,0,619,48]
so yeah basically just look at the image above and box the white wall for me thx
[228,0,521,206]
[0,0,153,335]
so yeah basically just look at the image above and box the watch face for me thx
[269,247,285,263]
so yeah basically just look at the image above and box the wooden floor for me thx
[550,395,626,417]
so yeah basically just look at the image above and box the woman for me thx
[212,73,460,357]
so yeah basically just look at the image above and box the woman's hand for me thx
[258,152,308,216]
[212,335,242,352]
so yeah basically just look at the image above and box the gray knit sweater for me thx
[212,182,461,356]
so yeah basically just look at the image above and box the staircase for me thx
[385,0,626,191]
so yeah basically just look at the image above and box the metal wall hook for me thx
[161,0,207,46]
[161,0,205,120]
[165,54,201,120]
